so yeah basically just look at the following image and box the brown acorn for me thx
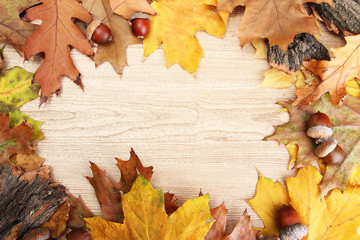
[86,19,112,44]
[277,205,308,240]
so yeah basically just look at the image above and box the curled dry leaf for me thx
[266,94,360,196]
[41,201,70,238]
[24,0,93,104]
[85,175,213,240]
[0,0,38,56]
[82,0,140,75]
[143,0,228,72]
[217,0,333,50]
[249,166,360,239]
[110,0,155,19]
[298,35,360,106]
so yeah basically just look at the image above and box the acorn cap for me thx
[315,138,337,158]
[86,19,102,40]
[130,12,150,22]
[279,223,308,240]
[306,126,333,140]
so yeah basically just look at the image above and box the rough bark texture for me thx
[267,33,330,74]
[310,0,360,35]
[0,166,67,240]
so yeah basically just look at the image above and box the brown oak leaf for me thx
[217,0,333,50]
[110,0,155,19]
[298,35,360,106]
[83,0,140,75]
[0,0,38,56]
[67,192,94,228]
[0,112,32,163]
[205,203,258,240]
[164,192,179,215]
[24,0,93,104]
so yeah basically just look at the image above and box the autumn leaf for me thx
[266,94,360,195]
[0,0,38,56]
[0,67,42,141]
[248,172,289,237]
[67,192,94,228]
[14,153,44,171]
[217,0,333,51]
[110,0,155,19]
[82,0,140,75]
[261,68,305,89]
[164,192,179,215]
[85,175,213,240]
[86,149,153,223]
[298,35,360,106]
[86,162,123,223]
[143,0,228,73]
[41,201,70,238]
[0,112,33,163]
[24,0,93,104]
[205,204,258,240]
[249,166,360,239]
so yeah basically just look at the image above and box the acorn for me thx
[315,138,337,158]
[322,144,345,165]
[277,205,308,240]
[86,19,112,44]
[306,112,333,143]
[129,12,150,38]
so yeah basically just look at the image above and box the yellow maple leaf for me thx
[143,0,228,73]
[247,172,290,237]
[261,68,305,89]
[85,175,213,240]
[249,166,360,239]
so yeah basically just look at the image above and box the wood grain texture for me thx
[2,10,344,233]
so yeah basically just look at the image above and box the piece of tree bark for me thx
[0,166,67,240]
[267,33,330,74]
[310,0,360,35]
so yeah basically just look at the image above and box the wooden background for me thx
[3,10,344,233]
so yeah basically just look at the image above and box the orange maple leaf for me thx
[24,0,93,105]
[298,35,360,106]
[217,0,333,50]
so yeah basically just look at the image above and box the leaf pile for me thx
[249,166,360,239]
[0,112,68,239]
